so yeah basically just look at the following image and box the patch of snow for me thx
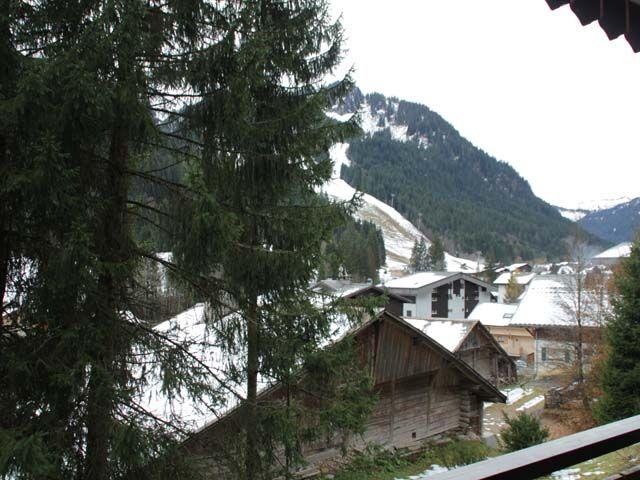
[389,123,408,142]
[516,395,544,411]
[550,467,582,480]
[503,387,533,405]
[558,208,588,222]
[325,111,354,123]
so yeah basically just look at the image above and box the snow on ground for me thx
[516,395,544,412]
[550,468,582,480]
[503,387,533,405]
[323,143,482,274]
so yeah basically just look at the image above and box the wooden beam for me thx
[425,414,640,480]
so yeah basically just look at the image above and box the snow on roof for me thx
[404,318,473,352]
[384,271,454,289]
[141,301,362,433]
[594,242,632,259]
[494,272,536,286]
[510,275,594,327]
[495,263,530,273]
[468,303,518,327]
[138,304,248,431]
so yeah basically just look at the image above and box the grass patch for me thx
[326,438,497,480]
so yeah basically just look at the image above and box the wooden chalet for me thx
[403,318,517,387]
[183,311,506,478]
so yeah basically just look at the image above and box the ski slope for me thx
[323,141,481,274]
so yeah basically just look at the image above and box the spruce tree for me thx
[1,2,236,479]
[429,235,446,271]
[410,238,430,272]
[595,236,640,423]
[171,1,374,477]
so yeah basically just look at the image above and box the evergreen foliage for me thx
[167,1,374,477]
[321,218,386,282]
[429,235,446,271]
[410,238,430,272]
[504,274,524,304]
[500,412,549,452]
[340,91,601,262]
[1,1,373,479]
[595,236,640,423]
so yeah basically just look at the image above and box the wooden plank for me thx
[426,414,640,480]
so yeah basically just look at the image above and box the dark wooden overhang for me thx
[546,0,640,52]
[344,285,413,303]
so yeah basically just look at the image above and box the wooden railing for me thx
[427,414,640,480]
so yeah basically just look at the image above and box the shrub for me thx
[500,412,549,452]
[422,439,491,467]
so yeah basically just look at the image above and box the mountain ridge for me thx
[330,88,601,262]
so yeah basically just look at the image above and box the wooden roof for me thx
[546,0,640,52]
[343,285,413,303]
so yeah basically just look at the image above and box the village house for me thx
[383,272,495,319]
[468,302,535,362]
[402,317,517,386]
[470,275,605,373]
[493,271,536,304]
[180,310,506,478]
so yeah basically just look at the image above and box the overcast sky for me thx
[330,0,640,209]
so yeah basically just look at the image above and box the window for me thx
[541,347,547,361]
[406,310,412,317]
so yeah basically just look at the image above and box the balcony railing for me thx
[428,414,640,480]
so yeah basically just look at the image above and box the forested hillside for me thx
[337,90,598,261]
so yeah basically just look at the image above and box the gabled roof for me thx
[183,309,506,441]
[510,275,606,327]
[343,285,412,303]
[403,317,516,370]
[383,312,506,402]
[384,271,494,291]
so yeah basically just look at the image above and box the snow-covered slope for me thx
[323,138,481,274]
[557,207,589,222]
[557,196,633,223]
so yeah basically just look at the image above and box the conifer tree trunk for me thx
[245,293,259,479]
[85,118,129,480]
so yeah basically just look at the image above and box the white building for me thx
[384,272,494,319]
